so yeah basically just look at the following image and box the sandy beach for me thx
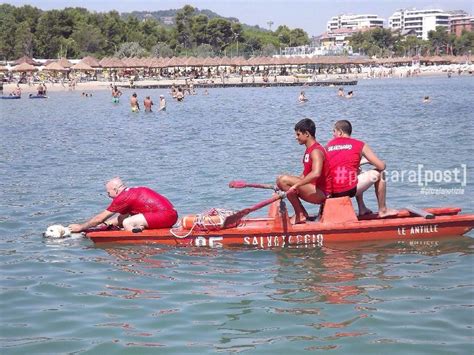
[2,64,472,94]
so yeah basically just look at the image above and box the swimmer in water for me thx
[144,96,154,112]
[130,93,140,112]
[298,91,308,102]
[158,95,166,111]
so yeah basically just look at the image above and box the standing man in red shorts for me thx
[277,118,332,224]
[326,120,397,218]
[68,177,178,232]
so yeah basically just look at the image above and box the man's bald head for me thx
[106,177,126,198]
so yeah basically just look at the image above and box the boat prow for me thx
[86,197,474,248]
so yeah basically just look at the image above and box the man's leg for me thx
[373,172,398,218]
[355,170,379,216]
[277,175,325,224]
[104,214,128,227]
[277,175,308,224]
[356,170,397,218]
[122,214,148,231]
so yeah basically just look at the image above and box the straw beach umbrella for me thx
[81,56,101,68]
[71,61,94,71]
[43,61,68,72]
[13,55,39,66]
[11,62,37,71]
[57,57,72,68]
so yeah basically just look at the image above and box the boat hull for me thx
[86,200,474,248]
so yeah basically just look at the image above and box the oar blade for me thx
[222,193,285,229]
[229,180,248,188]
[223,209,250,229]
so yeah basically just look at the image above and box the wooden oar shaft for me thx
[229,180,277,190]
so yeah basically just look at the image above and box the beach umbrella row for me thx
[4,54,470,73]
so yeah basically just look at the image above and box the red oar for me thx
[223,192,286,229]
[229,180,278,191]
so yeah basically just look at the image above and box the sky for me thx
[4,0,474,36]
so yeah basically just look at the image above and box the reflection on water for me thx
[1,77,473,353]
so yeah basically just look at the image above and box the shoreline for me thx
[2,69,471,94]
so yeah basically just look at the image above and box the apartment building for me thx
[327,14,385,31]
[389,9,450,40]
[446,11,473,37]
[450,16,473,36]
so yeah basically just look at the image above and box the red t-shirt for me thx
[107,187,175,215]
[302,142,332,194]
[326,137,365,193]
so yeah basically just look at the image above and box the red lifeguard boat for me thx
[86,195,474,248]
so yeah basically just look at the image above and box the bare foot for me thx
[290,215,307,225]
[358,208,373,216]
[378,208,399,218]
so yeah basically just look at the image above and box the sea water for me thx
[1,76,473,354]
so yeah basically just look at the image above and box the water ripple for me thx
[1,77,473,353]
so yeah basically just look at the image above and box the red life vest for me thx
[326,137,365,193]
[302,142,332,194]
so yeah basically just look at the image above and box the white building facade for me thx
[327,14,385,31]
[389,9,450,40]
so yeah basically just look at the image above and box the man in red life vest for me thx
[277,118,332,224]
[68,177,178,232]
[326,120,397,218]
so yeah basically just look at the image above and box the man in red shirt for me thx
[68,177,178,232]
[326,120,397,218]
[277,118,332,224]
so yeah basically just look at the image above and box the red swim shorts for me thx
[143,210,178,229]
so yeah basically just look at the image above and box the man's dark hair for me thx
[334,120,352,135]
[295,118,316,137]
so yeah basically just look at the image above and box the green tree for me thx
[116,42,147,58]
[72,23,106,55]
[394,35,426,56]
[0,5,19,60]
[290,28,310,46]
[124,16,145,44]
[191,14,209,46]
[242,35,262,56]
[100,11,126,55]
[350,28,396,57]
[13,5,41,30]
[14,21,35,57]
[428,26,450,55]
[454,30,474,55]
[35,9,75,57]
[207,18,233,53]
[261,43,276,56]
[175,5,195,49]
[194,43,214,57]
[275,25,291,46]
[151,42,174,57]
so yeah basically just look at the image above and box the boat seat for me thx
[320,197,358,224]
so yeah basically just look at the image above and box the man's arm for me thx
[68,209,115,233]
[361,144,386,171]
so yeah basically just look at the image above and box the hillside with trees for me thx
[0,4,309,60]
